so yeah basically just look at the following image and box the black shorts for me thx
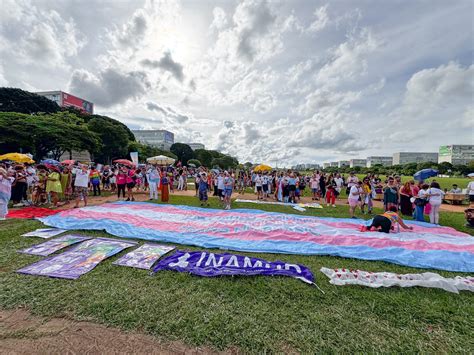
[262,184,268,192]
[289,185,296,192]
[470,195,474,202]
[256,186,262,192]
[369,215,392,233]
[127,182,135,189]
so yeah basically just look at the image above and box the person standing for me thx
[346,172,359,195]
[116,168,127,200]
[348,181,363,218]
[74,165,90,208]
[360,177,373,214]
[223,171,234,210]
[383,177,398,211]
[46,166,62,207]
[0,168,14,220]
[468,177,474,203]
[89,167,101,196]
[325,174,337,207]
[161,172,170,202]
[310,173,320,200]
[399,181,414,216]
[147,165,160,200]
[198,172,209,206]
[125,167,136,201]
[425,182,444,224]
[254,173,263,200]
[414,184,429,222]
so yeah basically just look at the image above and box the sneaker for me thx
[0,217,6,221]
[126,198,130,201]
[13,203,24,207]
[351,216,357,219]
[132,197,135,201]
[326,203,330,207]
[332,204,336,207]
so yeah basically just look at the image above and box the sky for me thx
[0,0,473,166]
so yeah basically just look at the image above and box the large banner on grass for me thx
[40,202,474,272]
[17,237,137,279]
[153,250,315,284]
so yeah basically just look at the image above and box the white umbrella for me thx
[146,155,175,165]
[468,173,474,177]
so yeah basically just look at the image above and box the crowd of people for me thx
[0,160,473,226]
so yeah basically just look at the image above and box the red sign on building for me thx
[62,92,93,114]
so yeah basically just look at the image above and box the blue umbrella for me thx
[40,159,60,165]
[413,168,438,181]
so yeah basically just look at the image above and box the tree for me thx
[0,112,100,160]
[438,162,453,174]
[187,159,202,167]
[211,155,239,169]
[87,116,131,163]
[170,143,195,165]
[194,149,213,167]
[0,87,60,114]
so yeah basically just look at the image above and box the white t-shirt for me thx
[468,181,474,195]
[348,186,361,200]
[74,170,90,187]
[428,187,444,205]
[255,176,262,187]
[262,176,268,185]
[217,176,225,189]
[334,177,344,189]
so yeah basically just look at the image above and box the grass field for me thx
[1,195,473,353]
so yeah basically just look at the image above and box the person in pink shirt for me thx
[126,167,136,201]
[116,167,127,200]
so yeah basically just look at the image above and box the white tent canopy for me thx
[146,155,176,165]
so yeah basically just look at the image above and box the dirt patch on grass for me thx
[0,309,233,354]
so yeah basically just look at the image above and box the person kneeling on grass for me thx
[366,206,413,233]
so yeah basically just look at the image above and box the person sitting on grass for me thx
[198,172,209,207]
[366,206,413,233]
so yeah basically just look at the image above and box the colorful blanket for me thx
[113,243,175,269]
[19,234,91,256]
[17,237,137,279]
[40,202,474,272]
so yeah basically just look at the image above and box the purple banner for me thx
[152,250,315,285]
[19,234,91,256]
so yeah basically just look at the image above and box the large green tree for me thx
[87,116,131,163]
[170,143,195,165]
[0,88,60,114]
[0,112,100,160]
[194,149,213,167]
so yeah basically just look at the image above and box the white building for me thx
[187,143,205,151]
[393,152,438,165]
[322,163,331,169]
[350,159,367,168]
[36,90,93,114]
[132,130,174,151]
[438,145,474,165]
[338,160,350,168]
[366,156,392,167]
[330,162,338,167]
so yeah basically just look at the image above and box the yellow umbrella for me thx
[253,164,272,172]
[0,153,35,164]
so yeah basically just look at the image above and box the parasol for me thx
[41,159,60,165]
[146,155,176,165]
[113,159,135,167]
[413,168,438,181]
[468,173,474,178]
[253,164,272,172]
[61,159,76,165]
[0,153,35,164]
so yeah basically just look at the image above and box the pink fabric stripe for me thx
[62,210,474,254]
[95,203,469,237]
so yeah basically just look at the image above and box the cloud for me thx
[315,28,380,87]
[210,7,228,32]
[146,101,192,123]
[141,51,184,82]
[108,10,148,48]
[69,68,150,107]
[306,5,329,33]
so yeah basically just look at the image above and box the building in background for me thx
[338,160,350,168]
[438,145,474,165]
[322,163,331,169]
[187,143,205,151]
[36,91,93,114]
[350,159,367,168]
[59,150,91,162]
[330,162,338,167]
[393,152,438,165]
[132,130,175,151]
[366,156,392,167]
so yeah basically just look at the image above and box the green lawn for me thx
[0,195,473,353]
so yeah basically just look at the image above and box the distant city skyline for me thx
[1,0,472,165]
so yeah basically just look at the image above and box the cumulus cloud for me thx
[141,51,184,82]
[210,7,228,32]
[146,101,192,123]
[69,68,150,107]
[108,10,148,48]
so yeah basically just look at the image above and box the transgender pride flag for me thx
[40,202,474,272]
